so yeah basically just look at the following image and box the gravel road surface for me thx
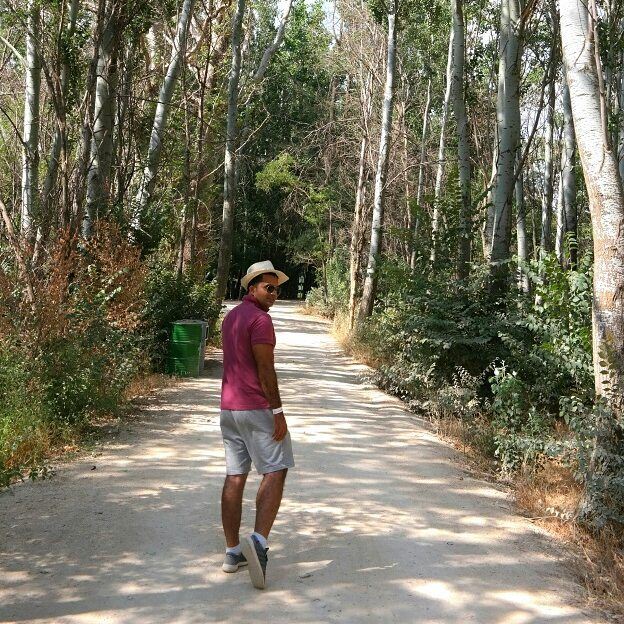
[0,301,601,623]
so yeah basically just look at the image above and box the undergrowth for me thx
[0,224,220,487]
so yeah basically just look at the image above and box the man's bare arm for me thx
[252,343,287,441]
[252,343,281,408]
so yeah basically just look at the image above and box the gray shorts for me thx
[220,409,295,475]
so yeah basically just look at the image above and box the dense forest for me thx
[1,0,623,568]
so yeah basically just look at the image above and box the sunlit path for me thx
[0,302,601,623]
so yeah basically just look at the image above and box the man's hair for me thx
[248,272,278,288]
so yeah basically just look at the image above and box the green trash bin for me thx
[166,320,207,377]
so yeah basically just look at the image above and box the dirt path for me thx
[0,301,602,623]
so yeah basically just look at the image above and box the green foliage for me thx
[364,263,510,399]
[0,349,50,487]
[255,153,299,193]
[39,295,142,425]
[561,396,624,529]
[0,228,147,485]
[344,251,600,502]
[142,259,222,368]
[489,365,555,475]
[231,0,335,290]
[0,228,223,488]
[305,247,349,317]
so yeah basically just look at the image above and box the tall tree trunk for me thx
[489,0,522,293]
[482,123,498,259]
[349,134,370,328]
[177,68,193,280]
[215,0,292,301]
[113,42,137,209]
[252,0,293,83]
[71,0,106,235]
[40,0,79,229]
[21,0,41,245]
[131,0,196,235]
[400,100,412,263]
[516,150,530,292]
[539,17,558,257]
[555,75,577,267]
[348,61,373,328]
[451,0,471,279]
[409,77,431,269]
[560,0,624,404]
[618,46,624,186]
[84,2,122,237]
[358,0,397,319]
[215,0,245,302]
[430,29,454,265]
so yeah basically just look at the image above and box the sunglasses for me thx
[260,283,280,295]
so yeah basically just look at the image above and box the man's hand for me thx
[273,412,288,441]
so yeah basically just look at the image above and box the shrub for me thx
[0,224,148,485]
[337,251,624,530]
[0,349,50,487]
[305,248,349,317]
[142,259,222,369]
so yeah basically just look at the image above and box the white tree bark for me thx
[252,0,293,83]
[539,12,558,258]
[21,0,41,244]
[489,0,522,292]
[555,76,577,267]
[618,46,624,186]
[409,77,431,269]
[516,150,530,292]
[451,0,470,279]
[349,69,373,328]
[482,122,498,259]
[349,134,370,327]
[430,29,454,265]
[72,0,106,229]
[560,0,624,401]
[215,0,245,301]
[84,4,122,238]
[555,173,564,261]
[359,0,397,319]
[40,0,80,216]
[131,0,196,235]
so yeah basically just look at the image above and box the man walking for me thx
[219,260,295,590]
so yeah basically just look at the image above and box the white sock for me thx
[226,544,242,555]
[252,532,268,549]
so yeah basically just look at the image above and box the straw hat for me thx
[241,260,289,290]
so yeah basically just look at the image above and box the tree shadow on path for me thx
[0,303,602,623]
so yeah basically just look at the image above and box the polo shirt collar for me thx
[243,294,263,310]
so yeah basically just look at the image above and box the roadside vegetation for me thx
[0,224,220,487]
[305,249,624,618]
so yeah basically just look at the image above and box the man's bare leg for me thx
[221,474,248,548]
[254,468,288,539]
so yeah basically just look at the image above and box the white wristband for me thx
[272,407,283,415]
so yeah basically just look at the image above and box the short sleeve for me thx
[249,314,276,346]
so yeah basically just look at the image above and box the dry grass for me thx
[432,415,498,475]
[4,424,54,474]
[125,373,177,404]
[331,311,384,369]
[513,464,624,621]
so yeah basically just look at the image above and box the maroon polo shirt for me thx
[220,294,276,410]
